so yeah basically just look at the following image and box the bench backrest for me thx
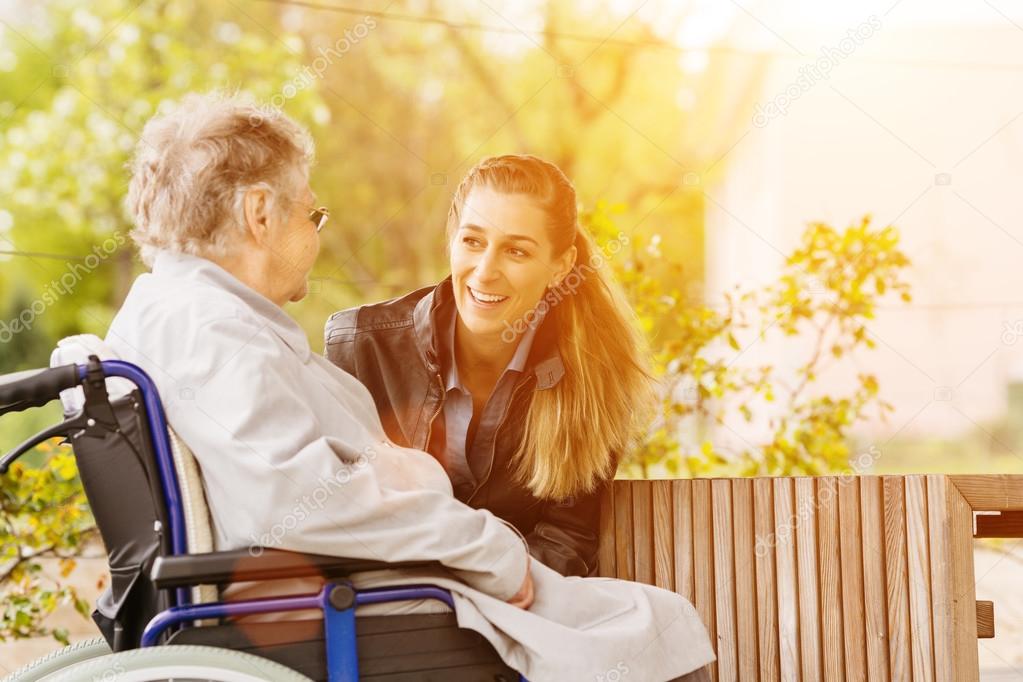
[598,475,982,682]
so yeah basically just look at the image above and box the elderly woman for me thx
[105,92,714,681]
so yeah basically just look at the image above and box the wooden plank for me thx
[882,476,913,682]
[948,474,1023,511]
[927,476,955,682]
[673,480,695,603]
[597,481,616,578]
[692,479,717,682]
[773,478,801,682]
[948,480,980,680]
[817,477,845,682]
[794,478,822,681]
[632,480,655,585]
[905,476,935,682]
[975,601,994,638]
[732,479,759,681]
[838,475,867,680]
[860,476,891,681]
[754,478,781,682]
[613,481,635,581]
[712,480,738,680]
[652,481,674,590]
[974,510,1023,538]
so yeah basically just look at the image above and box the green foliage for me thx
[1,441,93,644]
[0,0,324,347]
[589,208,913,478]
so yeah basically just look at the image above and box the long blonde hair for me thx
[446,155,655,500]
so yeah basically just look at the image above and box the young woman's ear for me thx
[551,244,577,287]
[242,187,273,246]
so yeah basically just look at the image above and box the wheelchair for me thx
[1,350,525,681]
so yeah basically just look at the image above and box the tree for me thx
[0,0,325,345]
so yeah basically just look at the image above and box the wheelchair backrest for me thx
[68,385,173,650]
[49,335,219,648]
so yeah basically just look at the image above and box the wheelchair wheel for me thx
[40,645,314,682]
[3,637,111,682]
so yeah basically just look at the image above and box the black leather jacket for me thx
[324,278,608,576]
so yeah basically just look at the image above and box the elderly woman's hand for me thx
[506,557,535,609]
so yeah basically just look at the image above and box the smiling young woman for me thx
[324,154,656,576]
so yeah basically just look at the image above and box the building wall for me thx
[704,21,1023,443]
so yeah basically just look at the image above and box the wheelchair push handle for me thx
[0,363,79,416]
[0,361,103,475]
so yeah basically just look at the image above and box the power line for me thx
[0,249,90,262]
[256,0,1023,72]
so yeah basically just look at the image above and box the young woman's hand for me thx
[506,558,534,609]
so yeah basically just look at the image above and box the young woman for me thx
[325,154,656,577]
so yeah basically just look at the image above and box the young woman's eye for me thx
[508,248,529,258]
[462,236,482,248]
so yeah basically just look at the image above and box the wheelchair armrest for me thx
[150,548,439,589]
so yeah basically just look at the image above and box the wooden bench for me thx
[597,474,1023,681]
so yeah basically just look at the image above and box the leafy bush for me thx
[586,205,912,477]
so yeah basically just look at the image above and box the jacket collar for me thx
[412,277,565,390]
[442,299,540,392]
[151,250,312,362]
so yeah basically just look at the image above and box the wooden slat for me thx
[673,480,695,603]
[732,479,759,681]
[927,476,955,682]
[949,474,1023,511]
[613,481,634,581]
[974,510,1023,537]
[597,481,616,578]
[860,476,891,680]
[633,480,655,585]
[692,479,717,682]
[838,476,867,679]
[817,477,846,682]
[905,476,935,682]
[712,480,738,680]
[773,478,801,681]
[794,478,821,681]
[976,601,994,638]
[754,478,781,682]
[882,476,913,682]
[948,479,980,680]
[652,481,674,590]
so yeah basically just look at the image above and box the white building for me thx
[701,1,1023,445]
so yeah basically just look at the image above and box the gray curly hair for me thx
[127,92,314,266]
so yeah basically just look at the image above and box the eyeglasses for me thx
[308,206,330,233]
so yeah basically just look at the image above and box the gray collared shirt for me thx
[441,311,540,498]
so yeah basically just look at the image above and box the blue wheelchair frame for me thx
[57,360,523,682]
